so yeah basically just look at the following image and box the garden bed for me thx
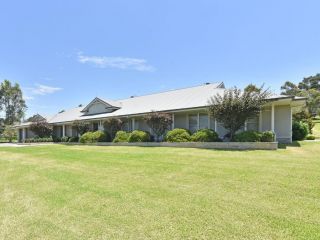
[62,141,278,150]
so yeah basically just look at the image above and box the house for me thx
[16,82,306,143]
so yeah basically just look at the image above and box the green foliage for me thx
[208,87,270,140]
[191,129,219,142]
[281,74,320,115]
[128,130,150,142]
[103,118,123,139]
[72,120,90,136]
[24,137,53,143]
[293,111,315,133]
[292,121,309,141]
[79,131,109,143]
[2,125,17,142]
[165,128,191,142]
[29,120,53,138]
[144,112,172,141]
[113,131,130,143]
[306,135,316,140]
[60,136,70,142]
[261,131,275,142]
[68,136,79,142]
[0,80,27,124]
[234,131,262,142]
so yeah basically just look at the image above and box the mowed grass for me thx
[0,143,320,240]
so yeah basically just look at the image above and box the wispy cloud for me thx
[29,84,62,95]
[77,52,155,72]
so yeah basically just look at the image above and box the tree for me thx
[144,112,172,141]
[2,125,17,142]
[29,120,53,138]
[72,120,90,136]
[281,74,320,115]
[208,87,270,140]
[103,118,123,139]
[244,84,261,94]
[0,80,27,124]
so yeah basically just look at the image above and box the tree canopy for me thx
[208,86,270,140]
[281,74,320,115]
[0,80,27,125]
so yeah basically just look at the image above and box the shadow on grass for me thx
[278,141,301,149]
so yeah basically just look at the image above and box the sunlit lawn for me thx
[1,143,320,239]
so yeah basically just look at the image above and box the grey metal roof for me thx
[48,82,225,123]
[17,82,306,126]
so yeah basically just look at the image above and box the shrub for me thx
[261,131,275,142]
[113,131,130,143]
[144,112,172,141]
[165,128,191,142]
[68,136,79,142]
[2,125,16,142]
[306,135,316,140]
[128,130,150,142]
[103,118,123,139]
[52,135,61,142]
[191,129,219,142]
[60,136,70,142]
[24,137,53,143]
[29,120,53,138]
[234,131,262,142]
[80,131,109,143]
[292,121,309,141]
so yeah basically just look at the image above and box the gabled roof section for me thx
[81,97,121,113]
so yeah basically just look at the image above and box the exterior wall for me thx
[134,118,150,132]
[174,113,188,129]
[65,125,73,137]
[53,126,63,138]
[261,107,271,131]
[87,103,114,115]
[259,105,292,143]
[26,129,36,138]
[274,105,291,142]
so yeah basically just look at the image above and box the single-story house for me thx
[16,82,306,143]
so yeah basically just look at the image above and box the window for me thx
[93,122,99,131]
[188,114,198,133]
[199,114,209,129]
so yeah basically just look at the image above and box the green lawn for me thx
[1,143,320,239]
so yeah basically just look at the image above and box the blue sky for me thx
[0,0,319,117]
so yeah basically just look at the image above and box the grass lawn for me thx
[1,143,320,239]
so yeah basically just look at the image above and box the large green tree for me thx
[281,74,320,115]
[0,80,27,124]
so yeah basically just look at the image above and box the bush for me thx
[165,128,191,142]
[79,131,109,143]
[234,131,262,142]
[128,130,150,142]
[191,129,219,142]
[261,131,275,142]
[24,137,53,143]
[60,136,70,142]
[68,136,79,142]
[292,121,309,141]
[306,135,316,140]
[113,131,130,143]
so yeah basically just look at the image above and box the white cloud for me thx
[77,53,155,72]
[24,95,34,100]
[30,84,62,95]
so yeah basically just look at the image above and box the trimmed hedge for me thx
[292,121,309,141]
[68,136,79,142]
[128,130,150,142]
[80,131,110,143]
[234,131,262,142]
[24,137,53,143]
[306,135,316,140]
[165,128,191,142]
[113,131,130,143]
[191,129,219,142]
[261,131,275,142]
